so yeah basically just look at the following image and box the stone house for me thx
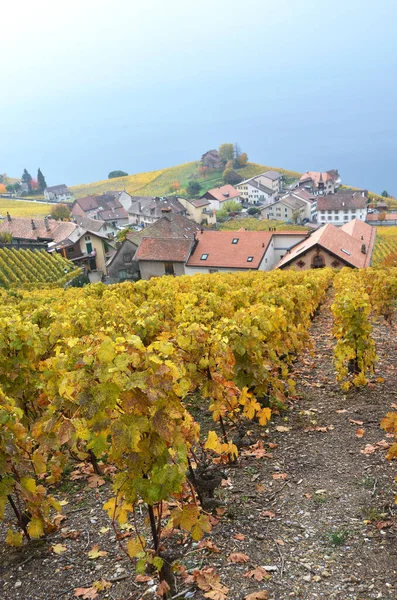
[201,150,223,169]
[44,184,74,203]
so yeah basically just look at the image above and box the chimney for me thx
[361,244,366,254]
[6,212,11,222]
[31,219,36,230]
[44,216,50,231]
[138,202,142,212]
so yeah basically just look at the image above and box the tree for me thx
[222,169,243,185]
[292,209,300,224]
[378,211,386,222]
[247,207,260,216]
[223,199,242,213]
[169,182,181,193]
[37,168,47,192]
[234,152,248,168]
[108,170,128,179]
[0,184,6,194]
[50,203,71,221]
[198,166,209,178]
[382,190,389,198]
[30,179,40,192]
[218,143,234,165]
[234,142,241,159]
[187,181,201,197]
[21,169,32,184]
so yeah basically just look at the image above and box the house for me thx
[185,230,307,275]
[200,184,242,211]
[235,174,279,205]
[177,197,216,225]
[201,149,223,169]
[261,196,308,223]
[44,184,74,203]
[127,196,186,226]
[255,171,282,194]
[0,214,76,247]
[72,214,116,238]
[316,190,368,225]
[107,214,201,283]
[71,193,129,228]
[50,226,115,275]
[297,170,341,195]
[0,214,114,275]
[276,219,376,270]
[286,188,318,221]
[135,238,194,279]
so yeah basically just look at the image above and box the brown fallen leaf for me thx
[275,538,285,545]
[135,574,152,583]
[198,539,221,553]
[74,588,98,599]
[261,510,276,519]
[244,592,269,600]
[228,552,250,563]
[376,520,393,530]
[194,567,229,600]
[268,442,278,449]
[275,426,290,432]
[256,484,265,493]
[361,444,377,455]
[349,419,364,425]
[156,581,170,597]
[272,473,288,480]
[87,475,106,488]
[244,566,270,581]
[355,428,365,438]
[234,533,245,541]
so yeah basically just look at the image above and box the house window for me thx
[328,216,332,221]
[67,247,74,254]
[164,262,175,276]
[247,257,253,262]
[209,269,218,274]
[84,235,91,241]
[123,253,133,263]
[200,254,208,260]
[232,238,239,244]
[334,215,339,220]
[344,215,349,220]
[312,255,325,268]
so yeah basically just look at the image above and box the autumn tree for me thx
[223,199,242,213]
[187,181,201,197]
[37,168,47,192]
[234,152,248,168]
[169,181,181,193]
[222,169,243,185]
[50,203,71,221]
[218,143,234,165]
[0,184,6,194]
[198,166,209,178]
[378,211,386,222]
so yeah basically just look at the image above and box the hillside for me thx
[372,226,397,266]
[70,161,301,198]
[0,198,55,218]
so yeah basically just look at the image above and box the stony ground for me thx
[1,295,397,600]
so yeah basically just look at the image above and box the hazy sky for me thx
[1,0,396,194]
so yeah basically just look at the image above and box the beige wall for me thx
[139,261,185,280]
[78,234,108,273]
[262,201,307,222]
[280,247,348,270]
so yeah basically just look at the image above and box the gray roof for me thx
[73,214,107,232]
[46,184,71,194]
[128,196,186,219]
[263,170,282,181]
[263,196,306,211]
[237,178,274,195]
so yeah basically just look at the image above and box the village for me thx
[0,147,395,286]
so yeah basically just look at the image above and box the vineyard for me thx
[0,198,55,218]
[0,248,80,289]
[1,268,397,599]
[372,226,397,266]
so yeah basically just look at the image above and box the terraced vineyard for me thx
[0,248,80,289]
[372,226,397,266]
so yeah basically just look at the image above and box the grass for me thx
[372,227,397,266]
[219,217,309,232]
[326,529,349,546]
[0,198,55,218]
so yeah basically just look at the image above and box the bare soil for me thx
[1,295,397,600]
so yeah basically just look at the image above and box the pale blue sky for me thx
[1,0,396,194]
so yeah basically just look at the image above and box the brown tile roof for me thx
[98,207,128,221]
[236,178,274,195]
[277,219,375,269]
[289,189,316,202]
[186,231,273,269]
[0,217,76,243]
[316,191,367,211]
[135,237,193,262]
[126,214,201,245]
[72,215,107,232]
[263,170,282,181]
[191,198,211,208]
[366,212,397,221]
[74,196,100,211]
[204,185,241,203]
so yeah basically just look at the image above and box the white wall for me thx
[317,208,367,225]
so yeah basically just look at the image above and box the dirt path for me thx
[201,294,397,600]
[1,294,397,600]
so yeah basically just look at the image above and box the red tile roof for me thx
[0,217,76,243]
[366,213,397,221]
[299,170,339,186]
[204,185,241,203]
[186,231,273,269]
[277,219,375,269]
[135,237,193,262]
